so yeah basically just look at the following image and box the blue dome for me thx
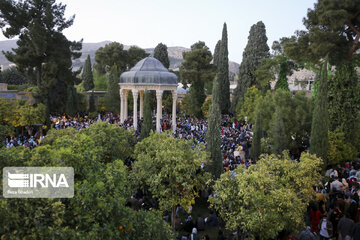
[120,57,178,85]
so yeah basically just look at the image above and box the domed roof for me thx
[120,57,178,85]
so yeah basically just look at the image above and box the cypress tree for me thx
[310,58,328,163]
[140,90,154,140]
[105,65,120,112]
[82,55,94,91]
[206,76,222,178]
[328,61,360,145]
[232,21,270,112]
[213,40,221,68]
[218,23,230,114]
[274,62,290,91]
[154,43,170,69]
[271,106,287,154]
[251,107,262,160]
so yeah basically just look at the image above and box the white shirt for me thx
[320,219,329,238]
[331,180,343,191]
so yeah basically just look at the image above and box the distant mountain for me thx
[0,40,239,75]
[0,40,17,67]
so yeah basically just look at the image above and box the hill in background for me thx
[0,40,239,75]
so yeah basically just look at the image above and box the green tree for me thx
[206,40,221,96]
[253,90,312,155]
[0,66,28,85]
[201,98,212,118]
[140,90,154,140]
[0,0,82,113]
[256,40,296,92]
[328,129,357,166]
[18,102,46,136]
[217,23,230,113]
[210,153,322,240]
[127,46,149,68]
[94,42,128,74]
[291,92,313,151]
[93,68,108,91]
[82,55,94,91]
[274,59,290,91]
[153,43,170,69]
[283,0,360,65]
[232,21,270,112]
[131,132,209,229]
[179,41,215,118]
[213,40,221,68]
[0,98,16,141]
[251,107,262,160]
[271,106,287,155]
[206,76,222,178]
[236,86,262,123]
[104,65,120,112]
[328,61,360,147]
[0,122,173,239]
[310,59,329,164]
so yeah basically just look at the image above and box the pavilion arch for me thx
[119,57,178,132]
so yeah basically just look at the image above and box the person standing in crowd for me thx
[319,214,333,240]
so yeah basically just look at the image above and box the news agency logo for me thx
[3,167,74,198]
[7,172,69,188]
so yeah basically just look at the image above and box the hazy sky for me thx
[0,0,317,63]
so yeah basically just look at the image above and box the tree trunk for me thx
[26,126,32,136]
[347,23,360,60]
[171,205,176,230]
[37,64,42,87]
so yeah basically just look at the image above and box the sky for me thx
[0,0,317,63]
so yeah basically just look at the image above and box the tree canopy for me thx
[82,55,94,91]
[0,0,83,113]
[180,41,215,117]
[232,21,270,112]
[131,132,210,229]
[206,76,222,178]
[283,0,360,65]
[217,23,231,113]
[0,122,174,239]
[154,43,170,69]
[94,42,149,74]
[210,153,322,240]
[310,59,329,164]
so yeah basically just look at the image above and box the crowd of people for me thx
[3,135,43,149]
[4,112,255,174]
[2,111,360,239]
[299,162,360,240]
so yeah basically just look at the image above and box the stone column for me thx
[156,90,163,132]
[139,90,144,119]
[120,88,125,123]
[124,90,129,120]
[132,89,139,130]
[172,90,177,132]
